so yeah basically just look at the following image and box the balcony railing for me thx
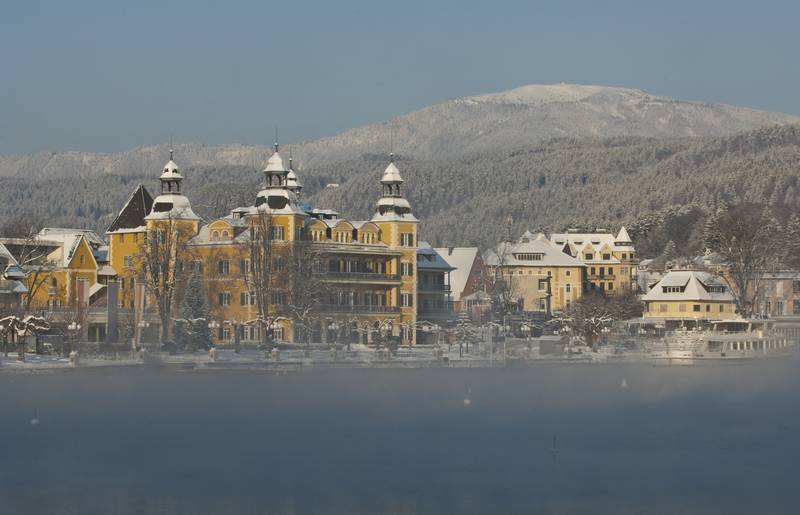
[320,304,400,313]
[319,271,401,282]
[418,284,451,293]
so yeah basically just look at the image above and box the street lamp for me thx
[67,321,81,356]
[207,320,220,345]
[328,321,339,349]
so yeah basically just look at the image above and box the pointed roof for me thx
[616,226,632,244]
[264,142,287,174]
[381,154,403,183]
[159,148,182,180]
[108,184,154,233]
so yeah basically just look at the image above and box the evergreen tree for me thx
[173,268,212,351]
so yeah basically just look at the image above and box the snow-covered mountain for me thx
[2,83,799,179]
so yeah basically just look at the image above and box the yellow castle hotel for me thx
[107,146,420,347]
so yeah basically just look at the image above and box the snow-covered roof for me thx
[160,158,182,180]
[549,230,633,260]
[485,234,586,268]
[264,150,287,173]
[381,161,403,184]
[36,229,104,268]
[145,194,200,221]
[616,226,632,244]
[97,264,117,276]
[435,247,480,302]
[417,242,455,271]
[642,270,735,303]
[253,188,306,215]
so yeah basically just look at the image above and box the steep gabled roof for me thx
[107,184,154,233]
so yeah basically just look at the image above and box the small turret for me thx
[372,153,417,222]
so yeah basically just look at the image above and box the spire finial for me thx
[389,152,394,163]
[274,128,278,152]
[169,136,173,160]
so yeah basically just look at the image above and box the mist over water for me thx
[1,362,798,515]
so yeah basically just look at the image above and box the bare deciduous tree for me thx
[703,203,782,317]
[137,218,193,343]
[283,239,327,357]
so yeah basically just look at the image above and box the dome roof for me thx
[145,193,200,221]
[381,161,403,184]
[264,150,287,173]
[160,151,182,179]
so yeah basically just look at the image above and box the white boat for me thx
[649,319,795,364]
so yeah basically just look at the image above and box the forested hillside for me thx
[2,125,800,258]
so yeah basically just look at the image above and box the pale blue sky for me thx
[2,0,798,154]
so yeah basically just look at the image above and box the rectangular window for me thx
[218,292,231,306]
[608,267,613,275]
[124,255,133,268]
[679,304,686,312]
[222,327,231,340]
[585,253,593,260]
[590,267,596,275]
[241,259,251,274]
[565,284,571,293]
[693,304,701,312]
[608,282,613,291]
[270,226,285,241]
[271,292,284,305]
[401,293,413,307]
[706,304,711,312]
[401,262,413,276]
[538,279,548,291]
[218,260,230,275]
[400,233,414,247]
[603,253,610,260]
[565,270,571,277]
[192,260,203,272]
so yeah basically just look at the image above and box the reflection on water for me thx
[1,362,799,515]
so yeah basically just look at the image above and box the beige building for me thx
[549,228,637,294]
[642,270,736,322]
[484,231,585,313]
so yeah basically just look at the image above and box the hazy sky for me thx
[2,0,799,155]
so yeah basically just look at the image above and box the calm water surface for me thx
[1,362,799,514]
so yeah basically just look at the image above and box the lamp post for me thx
[137,319,150,350]
[328,321,339,349]
[207,320,220,347]
[67,321,81,356]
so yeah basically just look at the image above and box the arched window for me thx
[211,230,219,241]
[221,230,229,240]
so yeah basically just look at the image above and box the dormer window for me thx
[513,253,543,261]
[211,231,219,241]
[585,253,593,260]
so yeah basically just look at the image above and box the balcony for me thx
[418,284,451,294]
[319,271,401,283]
[320,304,401,314]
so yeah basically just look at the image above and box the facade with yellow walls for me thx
[106,146,419,346]
[549,228,637,294]
[484,231,585,313]
[642,270,736,321]
[23,229,109,309]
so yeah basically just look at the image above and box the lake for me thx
[1,361,798,514]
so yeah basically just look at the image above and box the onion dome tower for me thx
[145,148,200,222]
[254,140,302,212]
[371,153,417,222]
